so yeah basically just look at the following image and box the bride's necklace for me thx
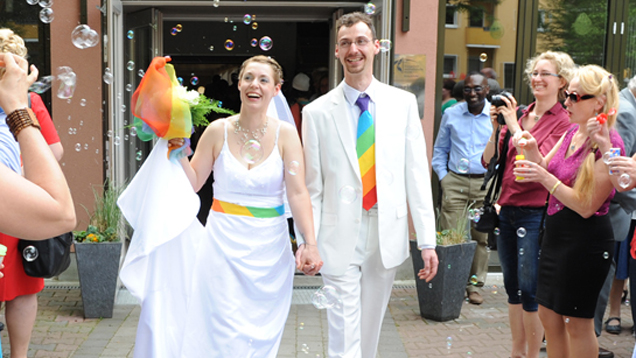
[234,117,268,145]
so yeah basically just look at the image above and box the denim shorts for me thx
[497,206,544,312]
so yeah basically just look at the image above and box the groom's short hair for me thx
[336,12,377,40]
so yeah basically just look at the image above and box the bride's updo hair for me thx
[238,55,283,86]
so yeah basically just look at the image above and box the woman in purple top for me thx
[482,51,574,358]
[512,65,624,358]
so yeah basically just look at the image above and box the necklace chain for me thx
[234,118,268,145]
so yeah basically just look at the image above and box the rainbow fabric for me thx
[131,56,193,160]
[355,94,377,211]
[212,199,285,218]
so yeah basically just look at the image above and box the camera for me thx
[491,91,513,108]
[490,91,513,125]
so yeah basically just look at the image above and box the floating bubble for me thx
[136,151,143,161]
[22,246,38,261]
[301,344,309,354]
[190,76,199,85]
[138,69,145,77]
[79,120,83,126]
[213,0,220,7]
[241,140,263,164]
[224,39,235,51]
[251,22,259,30]
[243,14,252,25]
[209,45,214,51]
[171,28,178,36]
[447,264,451,269]
[38,0,52,7]
[75,143,81,152]
[121,104,127,113]
[364,2,376,15]
[287,161,300,175]
[338,185,357,204]
[125,84,133,92]
[126,61,135,71]
[379,39,392,53]
[299,322,304,330]
[80,99,87,106]
[457,158,470,173]
[27,0,39,4]
[492,285,498,294]
[428,283,433,289]
[473,212,481,223]
[467,209,475,220]
[603,251,609,259]
[84,143,88,150]
[175,24,183,32]
[39,7,54,23]
[603,148,620,165]
[103,68,113,84]
[250,38,258,47]
[177,77,183,85]
[447,336,452,349]
[56,66,76,99]
[311,286,341,310]
[127,30,134,39]
[114,136,121,146]
[517,289,522,296]
[470,275,478,285]
[259,36,273,51]
[517,227,527,238]
[519,248,524,256]
[479,53,488,62]
[233,25,237,32]
[619,173,631,189]
[29,75,54,94]
[565,318,570,323]
[71,25,99,49]
[107,130,112,138]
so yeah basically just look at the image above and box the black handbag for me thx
[18,232,73,278]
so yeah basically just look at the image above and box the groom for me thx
[300,12,438,358]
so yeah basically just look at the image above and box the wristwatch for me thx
[6,108,40,140]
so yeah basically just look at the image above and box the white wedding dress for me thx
[119,123,294,358]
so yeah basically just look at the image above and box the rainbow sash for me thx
[211,199,285,218]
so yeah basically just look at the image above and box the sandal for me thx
[605,316,622,335]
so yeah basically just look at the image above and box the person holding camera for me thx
[432,72,492,305]
[482,51,574,358]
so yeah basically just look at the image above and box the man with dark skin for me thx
[433,72,493,304]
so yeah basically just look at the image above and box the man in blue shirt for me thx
[432,72,492,305]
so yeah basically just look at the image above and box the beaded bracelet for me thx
[6,108,40,140]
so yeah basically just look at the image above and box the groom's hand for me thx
[417,249,438,282]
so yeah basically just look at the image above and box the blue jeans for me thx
[497,206,543,312]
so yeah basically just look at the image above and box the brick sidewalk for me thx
[3,282,635,357]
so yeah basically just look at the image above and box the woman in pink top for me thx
[481,51,574,358]
[513,65,624,358]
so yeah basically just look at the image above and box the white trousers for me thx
[321,208,398,358]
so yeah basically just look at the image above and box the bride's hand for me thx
[168,137,185,149]
[295,244,323,276]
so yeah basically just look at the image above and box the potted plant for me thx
[74,181,126,318]
[410,203,477,322]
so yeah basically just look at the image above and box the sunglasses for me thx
[564,90,595,103]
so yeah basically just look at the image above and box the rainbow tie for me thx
[356,94,377,210]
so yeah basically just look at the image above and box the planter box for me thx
[410,240,477,322]
[75,242,122,318]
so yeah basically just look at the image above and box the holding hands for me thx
[295,244,323,276]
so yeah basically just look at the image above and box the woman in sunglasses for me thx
[482,51,574,358]
[512,64,624,358]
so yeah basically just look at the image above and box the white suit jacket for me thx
[301,80,436,276]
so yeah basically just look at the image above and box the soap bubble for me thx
[428,283,433,288]
[251,22,259,30]
[39,7,54,23]
[457,158,470,173]
[56,66,76,99]
[467,209,475,220]
[250,38,258,47]
[364,2,376,15]
[301,344,309,354]
[224,39,235,51]
[22,246,39,261]
[619,173,631,189]
[27,0,39,4]
[127,30,134,39]
[38,0,52,7]
[243,14,252,25]
[190,76,199,85]
[29,75,54,94]
[71,25,99,49]
[114,136,121,146]
[519,248,524,256]
[84,143,88,150]
[603,148,620,165]
[379,39,392,52]
[473,211,481,223]
[130,127,138,137]
[287,161,300,175]
[177,77,183,85]
[338,185,357,204]
[121,104,127,113]
[126,61,135,71]
[175,24,183,32]
[233,25,237,32]
[80,99,87,106]
[259,36,273,51]
[103,68,113,84]
[136,151,143,161]
[75,143,81,152]
[125,84,133,92]
[311,285,341,310]
[469,275,478,285]
[241,140,263,164]
[447,336,452,349]
[171,28,178,36]
[138,69,145,77]
[209,45,214,51]
[517,227,527,238]
[479,53,488,62]
[603,251,609,259]
[213,0,220,7]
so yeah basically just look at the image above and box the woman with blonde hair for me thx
[512,64,624,358]
[482,50,574,358]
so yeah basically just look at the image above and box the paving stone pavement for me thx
[1,274,635,357]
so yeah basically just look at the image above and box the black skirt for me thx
[536,207,614,318]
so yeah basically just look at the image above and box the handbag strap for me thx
[482,129,511,205]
